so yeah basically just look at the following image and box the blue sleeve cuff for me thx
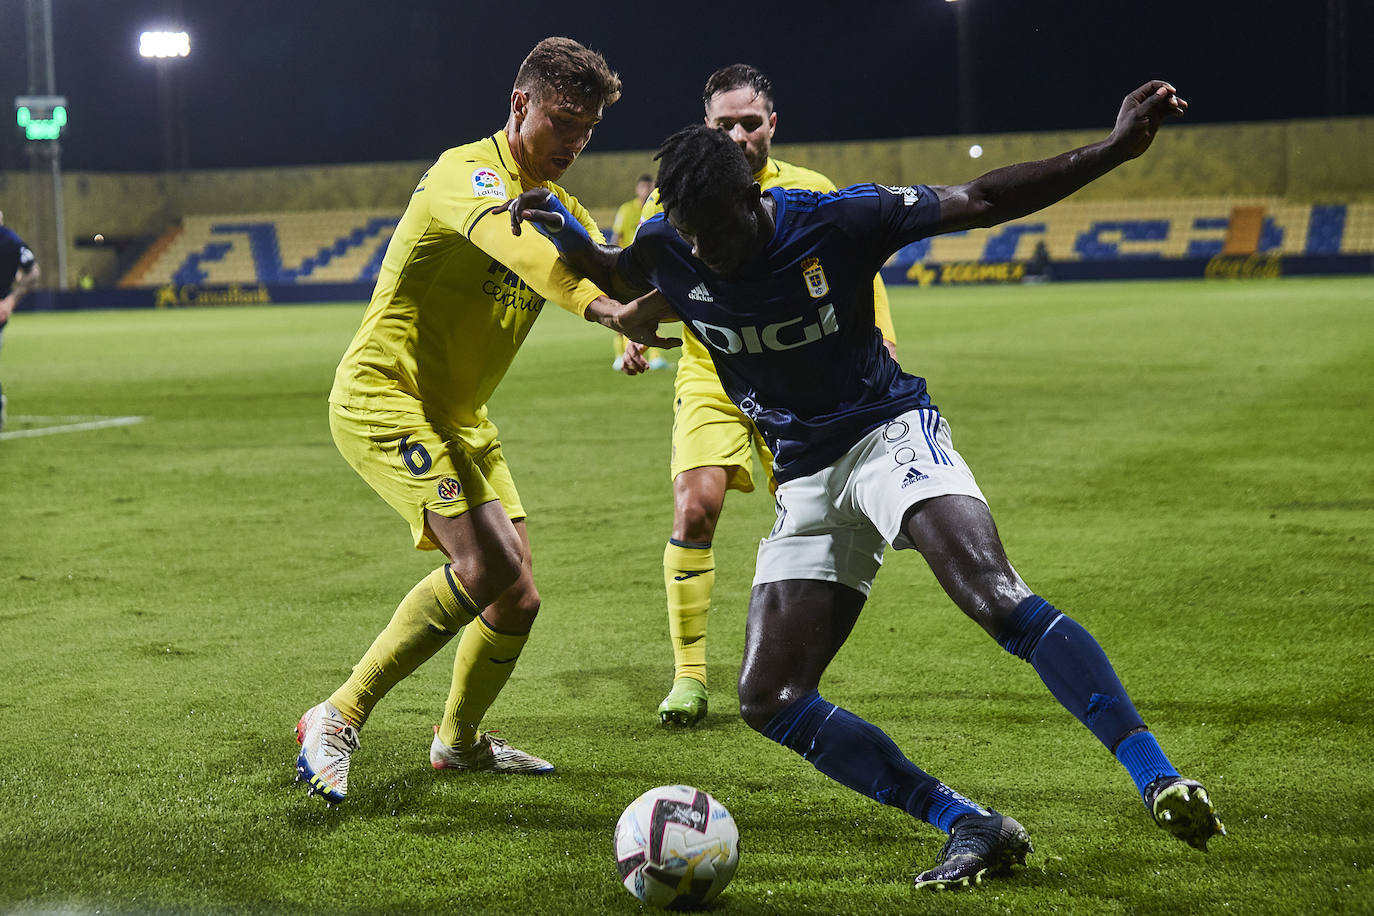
[533,194,593,256]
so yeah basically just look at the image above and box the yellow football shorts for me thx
[329,403,525,551]
[670,383,776,494]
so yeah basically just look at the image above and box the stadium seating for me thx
[126,209,401,288]
[888,198,1374,269]
[122,199,1374,289]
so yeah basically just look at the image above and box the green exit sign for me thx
[14,95,68,141]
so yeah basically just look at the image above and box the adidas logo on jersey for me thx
[688,283,714,302]
[901,467,929,488]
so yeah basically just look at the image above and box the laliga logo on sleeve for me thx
[472,168,507,200]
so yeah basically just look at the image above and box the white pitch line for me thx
[0,416,147,440]
[8,415,114,423]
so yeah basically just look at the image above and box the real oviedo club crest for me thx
[801,257,829,299]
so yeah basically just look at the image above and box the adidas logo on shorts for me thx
[901,467,929,489]
[688,283,714,302]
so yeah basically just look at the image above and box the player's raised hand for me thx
[620,339,651,376]
[1110,81,1187,161]
[506,188,565,236]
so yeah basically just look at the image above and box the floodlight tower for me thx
[140,29,192,170]
[1327,0,1348,115]
[17,0,67,289]
[946,0,975,135]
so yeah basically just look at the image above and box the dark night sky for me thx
[1,0,1370,172]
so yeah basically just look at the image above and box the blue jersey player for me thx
[511,80,1223,890]
[0,210,40,432]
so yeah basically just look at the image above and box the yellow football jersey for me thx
[330,131,605,446]
[640,157,896,392]
[610,197,643,245]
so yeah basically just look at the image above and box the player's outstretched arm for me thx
[931,81,1187,234]
[506,188,650,302]
[585,290,682,350]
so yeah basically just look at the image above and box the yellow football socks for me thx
[437,615,531,748]
[664,539,714,687]
[330,566,478,728]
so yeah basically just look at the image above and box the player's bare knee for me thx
[674,497,721,543]
[959,566,1032,637]
[505,585,541,621]
[736,676,788,733]
[492,539,528,589]
[737,697,778,734]
[672,471,725,541]
[982,595,1026,639]
[486,581,541,632]
[448,548,523,608]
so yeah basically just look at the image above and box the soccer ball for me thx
[613,785,740,908]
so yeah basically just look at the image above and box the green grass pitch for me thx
[1,278,1371,915]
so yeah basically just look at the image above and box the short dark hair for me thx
[702,64,774,113]
[514,37,622,108]
[655,125,753,222]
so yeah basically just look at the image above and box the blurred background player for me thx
[608,173,667,370]
[626,64,898,726]
[295,37,625,803]
[0,210,40,432]
[608,173,652,247]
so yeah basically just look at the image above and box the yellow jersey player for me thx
[627,64,898,726]
[609,173,654,246]
[295,37,635,803]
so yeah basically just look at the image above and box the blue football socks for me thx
[1115,730,1180,800]
[761,690,988,832]
[997,595,1147,748]
[998,595,1179,798]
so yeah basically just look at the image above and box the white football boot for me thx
[430,726,554,774]
[295,701,360,803]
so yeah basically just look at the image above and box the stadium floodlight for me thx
[139,30,192,169]
[139,31,190,58]
[14,95,67,141]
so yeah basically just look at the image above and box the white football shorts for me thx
[753,407,987,596]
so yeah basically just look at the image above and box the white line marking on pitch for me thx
[0,416,147,440]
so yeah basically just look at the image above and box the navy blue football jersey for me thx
[619,184,941,483]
